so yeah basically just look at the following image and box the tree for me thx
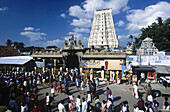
[6,39,12,46]
[134,17,170,51]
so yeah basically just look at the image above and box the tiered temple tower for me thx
[88,8,118,49]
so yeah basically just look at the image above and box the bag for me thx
[132,90,135,96]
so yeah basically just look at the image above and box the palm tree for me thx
[129,35,133,43]
[6,39,12,46]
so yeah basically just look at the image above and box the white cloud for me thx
[122,6,130,12]
[126,1,170,33]
[20,31,46,42]
[24,27,34,31]
[0,7,8,11]
[46,39,64,47]
[116,20,125,27]
[71,19,92,27]
[73,28,90,33]
[60,13,66,18]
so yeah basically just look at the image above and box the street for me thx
[38,81,164,112]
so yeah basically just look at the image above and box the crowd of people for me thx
[0,68,170,112]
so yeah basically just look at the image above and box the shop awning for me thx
[154,65,170,74]
[0,56,33,65]
[133,66,155,72]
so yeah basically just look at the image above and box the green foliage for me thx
[6,39,12,46]
[138,17,170,51]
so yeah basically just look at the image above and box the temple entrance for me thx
[66,52,79,69]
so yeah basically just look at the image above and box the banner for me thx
[104,60,122,70]
[82,60,101,68]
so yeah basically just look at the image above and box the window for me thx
[102,41,103,44]
[102,37,103,39]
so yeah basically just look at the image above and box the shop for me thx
[132,66,155,82]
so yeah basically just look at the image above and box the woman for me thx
[57,82,62,93]
[102,100,107,112]
[106,87,112,99]
[133,83,139,99]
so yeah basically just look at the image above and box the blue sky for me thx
[0,0,170,48]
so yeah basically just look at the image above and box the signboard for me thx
[128,55,170,66]
[82,60,101,68]
[104,60,122,70]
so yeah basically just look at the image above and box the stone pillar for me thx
[42,59,45,73]
[54,59,57,68]
[110,71,113,81]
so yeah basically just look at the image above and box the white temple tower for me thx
[88,8,118,49]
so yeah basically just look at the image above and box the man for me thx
[45,92,51,112]
[95,96,101,112]
[140,72,145,84]
[76,95,81,112]
[58,100,66,112]
[82,97,88,112]
[86,91,91,111]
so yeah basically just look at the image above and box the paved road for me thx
[37,81,164,112]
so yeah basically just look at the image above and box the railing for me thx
[84,52,126,55]
[32,51,126,55]
[32,51,61,55]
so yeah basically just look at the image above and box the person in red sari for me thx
[53,81,57,91]
[57,82,62,93]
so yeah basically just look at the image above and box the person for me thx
[102,100,107,112]
[107,75,110,85]
[152,100,159,112]
[82,97,88,112]
[54,80,57,91]
[45,92,51,112]
[80,80,85,95]
[57,82,62,93]
[147,93,153,103]
[68,100,73,112]
[145,102,154,112]
[68,93,75,106]
[76,95,81,112]
[86,81,91,93]
[58,100,66,112]
[163,101,170,111]
[21,102,28,112]
[120,101,127,112]
[95,96,101,112]
[145,83,152,101]
[86,91,91,112]
[76,77,79,90]
[164,97,170,105]
[106,87,112,99]
[107,98,113,112]
[108,92,114,104]
[140,72,145,84]
[32,103,42,112]
[9,97,18,112]
[90,73,93,81]
[96,77,99,88]
[136,95,145,111]
[51,86,55,99]
[133,83,139,99]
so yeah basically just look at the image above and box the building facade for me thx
[137,37,158,55]
[88,8,118,49]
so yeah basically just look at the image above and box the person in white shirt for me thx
[82,97,88,112]
[76,95,81,112]
[86,91,91,111]
[58,101,66,112]
[80,80,85,95]
[45,92,50,111]
[147,93,153,102]
[21,102,28,112]
[133,83,139,99]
